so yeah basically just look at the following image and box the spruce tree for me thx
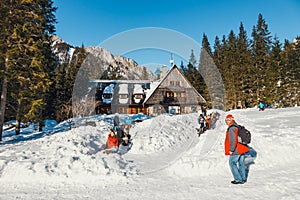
[202,33,212,56]
[251,13,272,104]
[266,36,283,107]
[0,0,57,137]
[141,66,149,80]
[189,49,197,67]
[0,0,13,140]
[236,22,253,108]
[282,38,300,107]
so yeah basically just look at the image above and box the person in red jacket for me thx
[224,114,249,184]
[104,129,119,154]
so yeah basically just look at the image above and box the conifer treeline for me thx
[182,14,299,110]
[0,1,89,140]
[0,0,58,140]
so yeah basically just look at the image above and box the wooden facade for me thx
[92,65,206,116]
[144,65,206,116]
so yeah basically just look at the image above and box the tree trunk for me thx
[15,119,20,135]
[15,100,22,135]
[38,117,44,132]
[0,77,8,141]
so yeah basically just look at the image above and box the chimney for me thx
[160,65,167,78]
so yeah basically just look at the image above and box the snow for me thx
[144,80,160,103]
[1,107,300,199]
[103,83,115,94]
[133,84,143,94]
[118,84,129,104]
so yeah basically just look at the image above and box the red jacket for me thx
[224,124,249,155]
[106,135,119,149]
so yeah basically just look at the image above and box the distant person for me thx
[205,115,211,130]
[104,129,119,154]
[116,128,124,146]
[113,114,120,131]
[201,106,207,116]
[196,114,206,136]
[224,114,249,184]
[210,112,220,129]
[259,102,265,111]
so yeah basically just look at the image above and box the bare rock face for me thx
[51,35,154,80]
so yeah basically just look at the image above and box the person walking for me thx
[224,114,249,184]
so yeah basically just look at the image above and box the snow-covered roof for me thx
[133,84,144,94]
[143,81,160,103]
[119,84,128,94]
[103,83,115,94]
[89,80,151,84]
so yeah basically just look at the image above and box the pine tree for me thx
[141,66,149,80]
[53,63,68,122]
[266,36,283,107]
[281,38,300,107]
[213,36,222,67]
[189,49,197,67]
[202,33,212,56]
[0,0,57,137]
[236,22,253,108]
[0,0,14,140]
[251,13,272,104]
[154,67,161,80]
[182,62,207,101]
[64,45,87,124]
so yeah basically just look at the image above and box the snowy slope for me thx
[0,107,300,200]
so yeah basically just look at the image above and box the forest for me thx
[182,13,299,110]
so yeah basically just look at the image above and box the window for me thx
[166,91,174,97]
[119,107,126,113]
[170,81,180,86]
[102,94,112,99]
[119,94,128,99]
[134,94,143,99]
[166,91,178,98]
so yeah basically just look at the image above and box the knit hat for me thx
[225,114,234,121]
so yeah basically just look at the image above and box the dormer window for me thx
[103,94,112,99]
[134,94,143,99]
[119,94,128,99]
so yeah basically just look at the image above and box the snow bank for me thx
[1,107,300,200]
[0,119,137,183]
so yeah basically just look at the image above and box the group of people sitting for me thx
[196,111,220,136]
[103,127,132,154]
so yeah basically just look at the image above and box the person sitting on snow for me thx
[116,129,132,154]
[121,131,131,146]
[104,129,119,154]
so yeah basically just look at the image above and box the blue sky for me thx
[53,0,300,70]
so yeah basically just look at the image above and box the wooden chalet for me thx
[92,65,206,116]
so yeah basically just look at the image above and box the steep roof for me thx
[143,65,206,104]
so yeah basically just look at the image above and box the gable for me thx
[144,65,206,105]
